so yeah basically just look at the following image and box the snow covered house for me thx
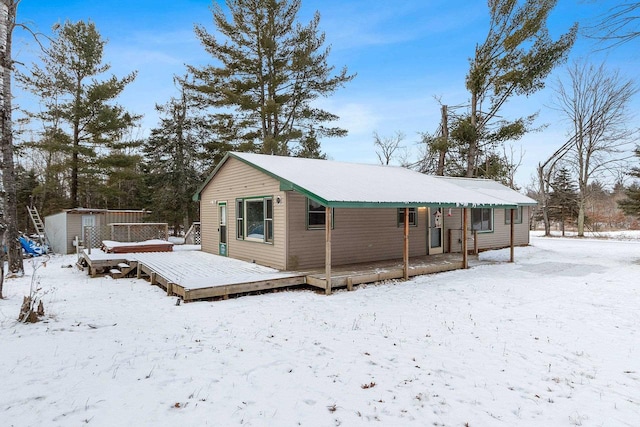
[193,152,536,275]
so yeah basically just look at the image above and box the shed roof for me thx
[194,152,537,208]
[57,208,150,215]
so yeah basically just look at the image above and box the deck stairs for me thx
[109,262,137,279]
[27,205,48,247]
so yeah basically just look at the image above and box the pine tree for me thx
[18,20,140,207]
[549,167,578,235]
[618,147,640,217]
[188,0,354,157]
[464,0,577,177]
[144,80,203,234]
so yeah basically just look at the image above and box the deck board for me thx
[79,248,470,301]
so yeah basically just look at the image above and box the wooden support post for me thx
[510,208,515,263]
[136,263,142,279]
[150,271,157,285]
[403,207,409,280]
[325,206,332,295]
[447,229,452,254]
[167,282,173,296]
[462,208,468,269]
[474,230,478,255]
[346,277,353,292]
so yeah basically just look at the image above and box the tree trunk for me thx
[437,105,448,176]
[0,0,23,275]
[467,93,478,177]
[577,198,585,237]
[537,164,551,236]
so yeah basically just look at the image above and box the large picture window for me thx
[307,198,333,229]
[397,208,417,227]
[504,206,523,225]
[236,197,273,243]
[471,208,493,232]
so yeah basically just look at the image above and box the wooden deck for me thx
[78,249,471,302]
[304,253,468,290]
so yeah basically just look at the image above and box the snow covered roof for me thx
[194,152,536,208]
[434,177,538,206]
[60,208,150,215]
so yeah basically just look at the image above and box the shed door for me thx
[218,202,228,257]
[429,208,443,255]
[82,215,97,248]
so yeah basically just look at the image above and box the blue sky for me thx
[14,0,640,188]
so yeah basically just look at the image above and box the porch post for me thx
[403,207,409,280]
[509,208,515,263]
[325,206,332,295]
[462,208,468,269]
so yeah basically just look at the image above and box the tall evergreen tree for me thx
[144,80,204,234]
[549,167,578,235]
[464,0,577,177]
[18,20,139,207]
[618,147,640,217]
[189,0,354,157]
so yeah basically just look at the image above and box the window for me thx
[504,206,523,225]
[265,198,273,243]
[236,199,244,239]
[236,197,273,243]
[307,198,333,229]
[471,208,493,232]
[397,208,417,227]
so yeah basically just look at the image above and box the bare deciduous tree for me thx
[373,131,405,166]
[588,2,640,49]
[553,61,639,236]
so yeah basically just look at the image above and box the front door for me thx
[219,202,228,256]
[429,208,443,254]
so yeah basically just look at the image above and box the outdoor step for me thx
[109,268,122,278]
[117,262,130,269]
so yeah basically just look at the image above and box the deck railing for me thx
[184,222,201,245]
[108,223,169,242]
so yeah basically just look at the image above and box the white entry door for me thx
[429,208,443,254]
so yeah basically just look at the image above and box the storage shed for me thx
[45,208,150,254]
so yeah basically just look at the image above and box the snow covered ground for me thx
[1,233,639,426]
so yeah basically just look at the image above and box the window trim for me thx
[471,208,494,233]
[397,207,418,227]
[235,196,274,244]
[306,198,334,230]
[264,197,273,243]
[504,206,523,225]
[236,199,244,240]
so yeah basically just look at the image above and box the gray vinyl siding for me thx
[200,157,287,269]
[66,214,84,253]
[443,207,530,253]
[286,192,428,270]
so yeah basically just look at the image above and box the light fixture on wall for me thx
[276,196,282,204]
